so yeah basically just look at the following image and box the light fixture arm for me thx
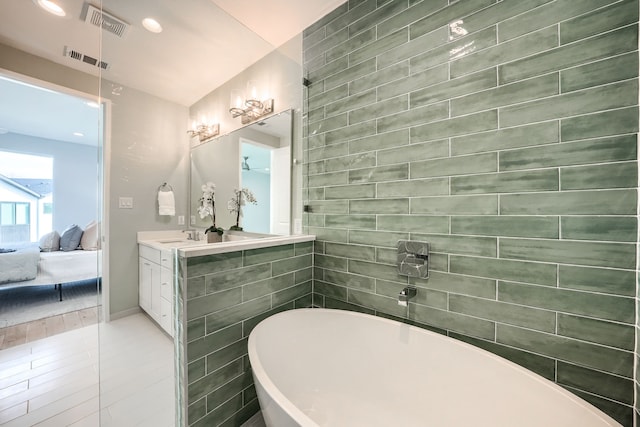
[230,98,274,124]
[187,123,220,142]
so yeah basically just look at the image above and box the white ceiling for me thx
[0,75,102,144]
[0,0,346,144]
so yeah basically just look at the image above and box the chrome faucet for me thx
[182,229,199,240]
[398,286,417,306]
[398,286,417,318]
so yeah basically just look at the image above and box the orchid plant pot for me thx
[207,232,222,243]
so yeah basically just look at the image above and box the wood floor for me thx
[0,308,99,351]
[0,313,174,426]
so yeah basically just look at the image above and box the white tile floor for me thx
[0,313,174,426]
[242,412,266,427]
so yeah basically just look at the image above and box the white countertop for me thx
[137,230,315,258]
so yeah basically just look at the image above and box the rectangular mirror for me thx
[190,109,292,235]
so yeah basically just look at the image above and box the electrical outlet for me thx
[191,215,196,225]
[118,197,133,209]
[178,215,185,225]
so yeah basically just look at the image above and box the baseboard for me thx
[108,306,141,321]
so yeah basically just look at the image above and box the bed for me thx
[0,245,100,301]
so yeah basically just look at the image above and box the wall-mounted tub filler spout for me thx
[398,286,417,307]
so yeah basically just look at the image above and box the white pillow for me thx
[39,231,60,252]
[81,220,99,250]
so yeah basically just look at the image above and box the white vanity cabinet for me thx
[138,244,174,337]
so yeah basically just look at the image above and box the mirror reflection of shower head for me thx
[242,156,250,171]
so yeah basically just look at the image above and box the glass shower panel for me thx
[0,0,103,424]
[98,1,281,426]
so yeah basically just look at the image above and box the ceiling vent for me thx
[63,46,110,70]
[84,4,130,38]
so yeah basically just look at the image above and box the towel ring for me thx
[158,182,173,192]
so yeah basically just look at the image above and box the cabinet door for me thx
[160,266,172,300]
[160,249,172,270]
[160,298,173,337]
[139,258,153,312]
[150,262,162,320]
[159,266,173,336]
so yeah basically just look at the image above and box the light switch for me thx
[178,215,185,225]
[118,197,133,209]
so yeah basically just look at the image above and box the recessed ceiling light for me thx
[35,0,66,17]
[142,18,162,33]
[73,132,84,137]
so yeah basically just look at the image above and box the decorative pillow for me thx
[60,224,83,251]
[39,231,60,252]
[80,220,99,250]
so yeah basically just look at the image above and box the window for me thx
[0,203,13,225]
[15,203,29,225]
[0,151,53,242]
[0,202,30,225]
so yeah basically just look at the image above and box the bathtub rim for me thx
[249,309,318,426]
[247,307,621,427]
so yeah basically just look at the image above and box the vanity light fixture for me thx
[229,80,274,124]
[187,122,220,142]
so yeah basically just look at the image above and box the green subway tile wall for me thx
[303,0,638,425]
[179,242,313,427]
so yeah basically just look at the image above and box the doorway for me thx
[240,137,291,235]
[0,70,107,342]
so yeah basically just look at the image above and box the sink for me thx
[150,231,271,248]
[222,234,252,242]
[154,238,207,247]
[223,232,271,242]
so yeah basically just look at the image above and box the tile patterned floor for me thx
[0,313,174,426]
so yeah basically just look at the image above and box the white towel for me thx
[158,190,175,216]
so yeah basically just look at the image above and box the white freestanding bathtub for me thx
[248,308,621,427]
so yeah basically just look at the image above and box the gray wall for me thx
[0,133,99,234]
[0,44,98,97]
[303,1,637,425]
[105,81,190,315]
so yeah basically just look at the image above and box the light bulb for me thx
[35,0,66,17]
[246,80,259,101]
[142,18,163,33]
[230,90,243,109]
